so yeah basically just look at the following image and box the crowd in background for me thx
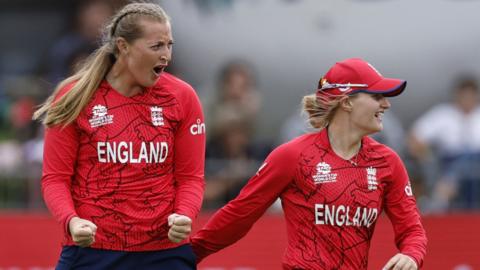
[1,0,480,214]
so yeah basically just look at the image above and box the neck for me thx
[106,61,144,97]
[327,122,363,160]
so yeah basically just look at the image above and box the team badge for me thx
[89,105,113,128]
[151,106,164,126]
[313,162,337,184]
[366,166,377,190]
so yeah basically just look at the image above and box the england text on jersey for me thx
[314,203,378,227]
[97,141,168,163]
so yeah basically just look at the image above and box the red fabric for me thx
[191,129,426,269]
[42,72,205,251]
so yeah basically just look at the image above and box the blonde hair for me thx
[302,93,345,129]
[33,2,170,127]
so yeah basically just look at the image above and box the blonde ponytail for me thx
[33,2,170,127]
[33,44,113,126]
[302,93,342,129]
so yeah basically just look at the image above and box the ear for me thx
[115,37,129,55]
[340,97,354,112]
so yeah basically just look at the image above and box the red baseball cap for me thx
[317,58,406,97]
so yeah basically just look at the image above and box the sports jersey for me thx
[191,129,426,269]
[42,72,205,251]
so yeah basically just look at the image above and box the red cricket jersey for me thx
[42,72,205,251]
[191,129,427,269]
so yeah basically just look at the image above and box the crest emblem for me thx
[151,106,164,126]
[366,166,377,190]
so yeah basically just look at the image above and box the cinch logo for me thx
[151,106,164,126]
[190,119,205,135]
[89,105,113,128]
[313,162,337,184]
[405,181,413,196]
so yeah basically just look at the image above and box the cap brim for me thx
[357,78,407,97]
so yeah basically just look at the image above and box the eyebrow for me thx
[149,39,174,45]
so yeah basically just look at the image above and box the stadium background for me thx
[1,0,480,269]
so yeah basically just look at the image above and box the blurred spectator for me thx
[9,97,36,141]
[0,1,115,209]
[277,108,314,145]
[203,60,269,208]
[204,113,263,208]
[46,0,114,84]
[0,141,22,175]
[0,76,46,208]
[409,75,480,212]
[205,59,261,137]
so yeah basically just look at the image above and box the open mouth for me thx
[153,65,165,76]
[374,111,384,120]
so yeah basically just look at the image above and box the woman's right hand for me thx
[167,213,192,243]
[68,217,97,247]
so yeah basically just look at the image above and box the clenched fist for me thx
[167,213,192,243]
[383,253,418,270]
[68,217,97,247]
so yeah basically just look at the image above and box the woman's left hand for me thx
[383,253,418,270]
[167,213,192,243]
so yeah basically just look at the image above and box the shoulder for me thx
[53,81,77,102]
[270,132,320,162]
[289,132,321,147]
[364,136,401,163]
[155,72,197,97]
[154,73,204,121]
[364,138,407,177]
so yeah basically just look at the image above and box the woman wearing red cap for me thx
[191,58,427,270]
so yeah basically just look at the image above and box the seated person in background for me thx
[205,59,261,134]
[409,75,480,211]
[204,110,268,209]
[203,59,270,208]
[46,0,114,84]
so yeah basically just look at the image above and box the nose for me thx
[160,55,169,65]
[380,96,391,109]
[159,46,172,64]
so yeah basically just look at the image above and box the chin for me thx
[140,73,161,87]
[366,125,382,135]
[373,126,383,134]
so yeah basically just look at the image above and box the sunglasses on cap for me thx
[319,82,369,92]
